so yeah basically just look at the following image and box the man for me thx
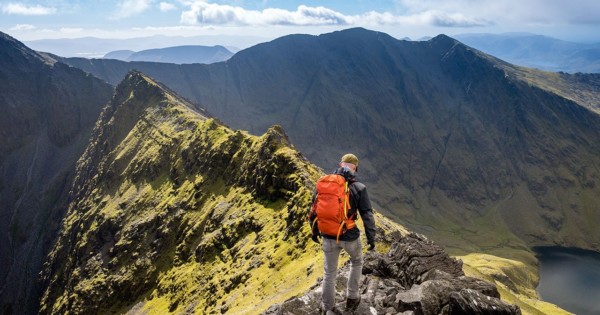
[308,153,377,314]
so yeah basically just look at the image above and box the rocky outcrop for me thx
[265,233,520,315]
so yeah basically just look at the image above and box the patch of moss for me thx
[460,253,572,315]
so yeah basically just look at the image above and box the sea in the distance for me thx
[535,246,600,315]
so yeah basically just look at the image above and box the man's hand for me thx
[367,241,375,251]
[311,233,321,244]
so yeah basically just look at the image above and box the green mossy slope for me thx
[38,71,406,314]
[39,71,359,314]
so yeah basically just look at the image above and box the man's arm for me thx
[353,183,376,249]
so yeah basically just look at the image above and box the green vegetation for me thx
[39,72,405,314]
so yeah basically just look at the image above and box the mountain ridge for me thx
[39,71,407,314]
[56,28,600,257]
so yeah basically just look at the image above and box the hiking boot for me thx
[321,306,342,315]
[346,296,361,310]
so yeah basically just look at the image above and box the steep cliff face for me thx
[38,71,405,314]
[0,32,114,315]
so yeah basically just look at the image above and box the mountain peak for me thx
[73,70,209,189]
[112,69,208,124]
[0,31,51,64]
[113,70,200,115]
[431,33,460,44]
[109,70,166,116]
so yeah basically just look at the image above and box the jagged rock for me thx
[446,289,521,314]
[264,233,520,315]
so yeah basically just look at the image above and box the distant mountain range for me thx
[103,45,233,64]
[22,32,600,73]
[455,33,600,73]
[24,34,260,58]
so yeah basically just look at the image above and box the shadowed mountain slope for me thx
[59,28,600,257]
[0,32,114,315]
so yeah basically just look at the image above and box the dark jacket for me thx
[309,167,376,244]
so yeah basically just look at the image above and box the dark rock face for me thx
[265,233,520,315]
[0,31,113,315]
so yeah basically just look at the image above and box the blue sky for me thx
[1,0,600,44]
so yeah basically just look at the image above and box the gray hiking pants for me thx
[321,238,363,311]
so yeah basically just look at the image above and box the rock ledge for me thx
[265,233,521,315]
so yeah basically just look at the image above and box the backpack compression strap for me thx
[336,181,351,243]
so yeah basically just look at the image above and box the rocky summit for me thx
[266,233,520,315]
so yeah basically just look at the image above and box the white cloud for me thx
[2,3,57,15]
[10,24,36,31]
[111,0,153,19]
[180,1,488,27]
[356,10,490,27]
[160,2,177,11]
[181,2,350,26]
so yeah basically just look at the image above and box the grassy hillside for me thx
[38,71,405,314]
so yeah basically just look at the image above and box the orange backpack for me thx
[310,174,357,242]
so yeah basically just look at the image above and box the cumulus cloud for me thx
[160,2,177,12]
[111,0,153,19]
[179,1,490,27]
[357,10,490,27]
[181,2,349,26]
[10,24,36,31]
[2,3,57,15]
[415,11,491,27]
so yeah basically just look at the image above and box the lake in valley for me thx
[535,246,600,315]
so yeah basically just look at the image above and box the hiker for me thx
[308,153,376,314]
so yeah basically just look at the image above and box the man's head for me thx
[340,153,359,172]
